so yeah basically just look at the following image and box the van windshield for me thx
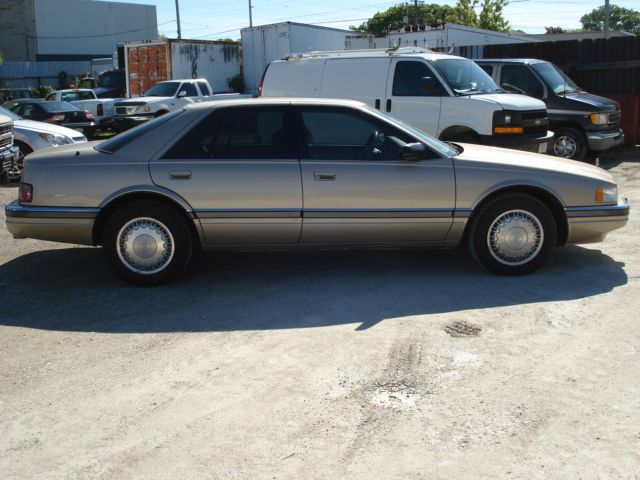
[433,58,501,95]
[531,62,581,95]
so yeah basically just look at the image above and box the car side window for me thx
[479,64,493,76]
[45,93,55,101]
[392,61,446,97]
[164,107,294,159]
[79,91,94,100]
[181,83,198,97]
[197,82,210,96]
[299,107,415,161]
[500,65,544,98]
[21,104,35,117]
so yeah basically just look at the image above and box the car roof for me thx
[476,58,548,65]
[185,97,368,112]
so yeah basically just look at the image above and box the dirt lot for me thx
[1,149,639,479]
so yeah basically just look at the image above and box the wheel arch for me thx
[92,188,201,246]
[439,126,481,142]
[465,185,568,246]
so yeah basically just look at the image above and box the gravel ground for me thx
[1,148,639,479]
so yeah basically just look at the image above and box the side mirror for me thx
[420,76,436,96]
[177,90,187,98]
[400,142,426,161]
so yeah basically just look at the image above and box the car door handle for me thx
[313,171,336,181]
[170,170,191,179]
[375,99,380,110]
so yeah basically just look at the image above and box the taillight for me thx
[85,111,94,120]
[19,183,33,203]
[97,104,103,116]
[48,114,65,122]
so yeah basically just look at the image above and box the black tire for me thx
[11,141,32,182]
[552,127,587,160]
[102,200,193,286]
[467,193,557,275]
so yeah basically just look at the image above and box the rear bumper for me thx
[587,128,625,151]
[5,201,97,245]
[480,130,554,153]
[565,198,630,244]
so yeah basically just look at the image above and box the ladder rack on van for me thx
[284,46,435,61]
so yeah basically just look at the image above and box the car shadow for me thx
[0,246,627,333]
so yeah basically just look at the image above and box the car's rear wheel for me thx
[103,200,193,285]
[467,194,557,275]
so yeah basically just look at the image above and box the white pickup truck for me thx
[112,78,250,132]
[45,89,120,130]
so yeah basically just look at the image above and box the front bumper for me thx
[480,130,554,153]
[587,128,625,152]
[112,114,154,132]
[5,201,98,245]
[1,145,20,176]
[565,198,630,244]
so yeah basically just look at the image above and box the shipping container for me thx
[123,39,242,98]
[241,22,352,95]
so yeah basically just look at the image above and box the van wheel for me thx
[468,194,557,275]
[103,200,193,285]
[552,127,586,160]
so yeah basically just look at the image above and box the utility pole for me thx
[604,0,610,39]
[249,0,253,28]
[175,0,182,39]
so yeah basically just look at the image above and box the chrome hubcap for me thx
[553,135,577,158]
[487,210,543,266]
[117,217,174,274]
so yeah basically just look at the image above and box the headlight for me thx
[493,110,523,134]
[38,133,72,146]
[590,113,610,125]
[134,105,151,114]
[595,186,617,203]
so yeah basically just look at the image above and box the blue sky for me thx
[117,0,640,39]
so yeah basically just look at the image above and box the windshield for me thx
[144,82,180,97]
[531,62,580,95]
[433,58,501,95]
[365,106,458,157]
[0,106,22,120]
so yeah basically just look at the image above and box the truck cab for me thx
[476,58,624,160]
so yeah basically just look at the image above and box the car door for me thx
[384,58,445,136]
[297,105,455,244]
[151,105,303,245]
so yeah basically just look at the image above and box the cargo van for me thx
[260,47,553,153]
[476,58,624,160]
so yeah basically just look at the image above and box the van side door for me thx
[385,58,444,136]
[320,58,391,110]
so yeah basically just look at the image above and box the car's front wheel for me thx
[103,200,193,285]
[467,194,557,275]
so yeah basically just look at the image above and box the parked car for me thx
[260,47,553,153]
[45,88,120,131]
[0,111,20,183]
[476,59,624,160]
[112,78,249,132]
[0,106,87,180]
[91,69,127,99]
[5,98,629,285]
[0,88,35,104]
[3,99,96,137]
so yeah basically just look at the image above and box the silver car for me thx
[0,106,87,181]
[5,98,630,285]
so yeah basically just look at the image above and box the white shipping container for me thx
[241,22,351,95]
[124,39,242,97]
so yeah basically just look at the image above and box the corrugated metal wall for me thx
[0,61,91,89]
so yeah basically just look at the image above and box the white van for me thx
[260,47,553,153]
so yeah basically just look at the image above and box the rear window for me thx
[97,109,184,153]
[42,101,80,112]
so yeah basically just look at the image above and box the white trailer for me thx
[241,22,352,95]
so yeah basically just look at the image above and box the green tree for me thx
[580,5,640,33]
[351,1,510,36]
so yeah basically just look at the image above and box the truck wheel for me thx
[552,127,586,160]
[467,193,557,275]
[102,200,193,286]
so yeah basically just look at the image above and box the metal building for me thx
[0,0,157,62]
